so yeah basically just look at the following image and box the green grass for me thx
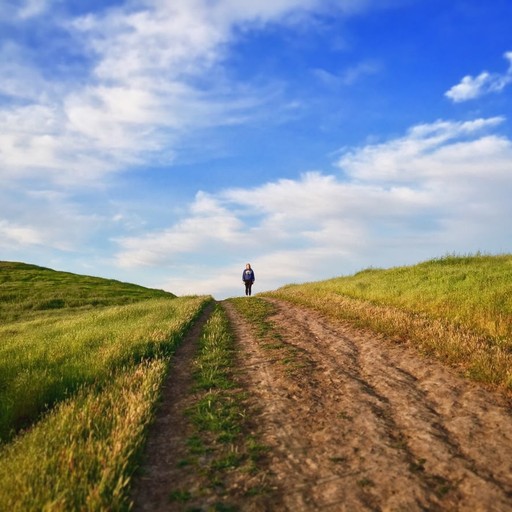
[0,261,173,323]
[264,254,512,389]
[0,297,208,441]
[0,261,212,510]
[0,260,194,441]
[0,360,168,511]
[299,253,512,339]
[189,304,253,457]
[169,304,270,507]
[225,297,276,338]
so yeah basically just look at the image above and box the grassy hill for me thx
[264,253,512,390]
[0,261,174,323]
[0,262,211,510]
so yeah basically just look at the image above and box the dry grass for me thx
[0,260,212,509]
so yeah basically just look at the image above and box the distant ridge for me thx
[0,261,175,323]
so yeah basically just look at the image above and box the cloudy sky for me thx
[1,0,512,298]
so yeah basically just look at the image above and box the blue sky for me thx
[1,0,512,298]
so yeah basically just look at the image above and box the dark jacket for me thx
[242,269,255,282]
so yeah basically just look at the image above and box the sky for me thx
[1,0,512,299]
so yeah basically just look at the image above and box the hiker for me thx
[242,263,255,296]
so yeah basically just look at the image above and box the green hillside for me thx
[0,261,174,323]
[0,262,189,440]
[273,254,512,338]
[0,261,209,510]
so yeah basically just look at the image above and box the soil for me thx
[132,298,512,511]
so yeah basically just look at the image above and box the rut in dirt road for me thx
[223,298,512,511]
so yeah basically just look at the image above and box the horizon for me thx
[1,1,512,299]
[3,251,509,299]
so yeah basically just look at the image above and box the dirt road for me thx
[135,298,512,511]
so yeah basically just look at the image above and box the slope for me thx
[0,261,174,323]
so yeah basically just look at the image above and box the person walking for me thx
[242,263,255,296]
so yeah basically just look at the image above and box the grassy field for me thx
[0,360,168,511]
[2,255,511,508]
[264,254,512,390]
[0,262,211,510]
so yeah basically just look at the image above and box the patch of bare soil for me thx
[223,298,512,511]
[130,301,273,512]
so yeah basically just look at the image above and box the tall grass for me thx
[0,297,208,441]
[0,295,212,510]
[308,254,512,339]
[0,261,214,509]
[0,360,167,511]
[264,254,512,390]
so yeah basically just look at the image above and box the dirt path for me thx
[132,298,512,511]
[223,298,512,511]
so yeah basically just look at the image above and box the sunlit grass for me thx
[0,261,173,323]
[0,360,167,511]
[0,261,215,509]
[0,294,212,510]
[264,254,512,390]
[0,297,208,441]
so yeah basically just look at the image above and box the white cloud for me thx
[0,42,50,101]
[0,0,52,20]
[445,51,512,102]
[0,1,306,187]
[0,0,396,190]
[112,116,512,298]
[114,191,245,267]
[18,0,49,19]
[0,104,121,186]
[0,220,45,246]
[0,186,107,253]
[338,117,508,182]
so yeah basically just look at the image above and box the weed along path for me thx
[132,297,512,511]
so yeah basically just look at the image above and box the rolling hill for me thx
[0,261,175,323]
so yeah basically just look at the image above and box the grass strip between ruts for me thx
[168,303,270,509]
